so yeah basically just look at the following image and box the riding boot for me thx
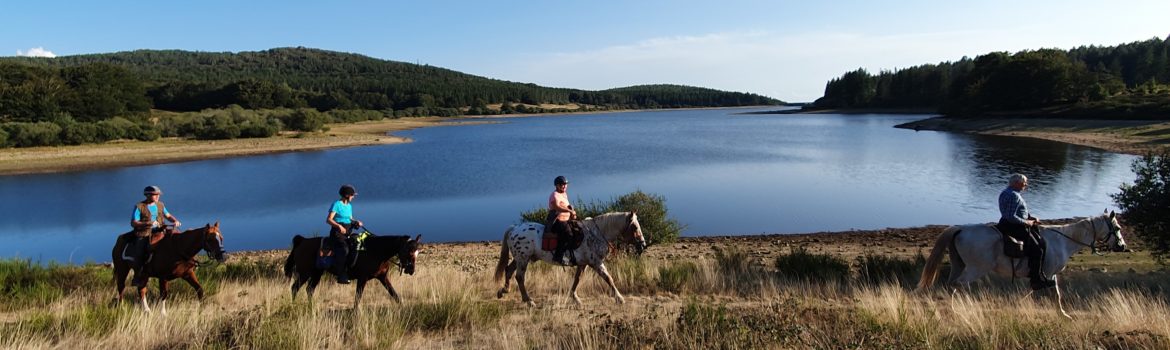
[131,237,149,285]
[333,237,351,284]
[1027,246,1054,290]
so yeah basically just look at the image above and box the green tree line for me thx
[815,36,1170,117]
[0,48,780,148]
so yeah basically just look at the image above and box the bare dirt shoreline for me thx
[897,117,1170,155]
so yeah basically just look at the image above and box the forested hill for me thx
[813,36,1170,118]
[0,47,780,120]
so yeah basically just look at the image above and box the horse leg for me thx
[497,261,517,299]
[138,280,152,313]
[182,273,205,300]
[515,261,534,306]
[590,263,624,304]
[291,275,307,300]
[112,264,129,306]
[569,265,587,305]
[354,279,368,310]
[377,274,401,303]
[1053,275,1071,319]
[306,273,322,301]
[158,279,169,316]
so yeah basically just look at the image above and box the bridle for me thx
[1049,217,1113,256]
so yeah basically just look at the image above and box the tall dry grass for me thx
[1,251,1169,349]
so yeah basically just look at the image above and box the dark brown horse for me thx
[284,233,421,308]
[111,222,226,313]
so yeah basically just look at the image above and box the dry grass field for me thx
[1,224,1167,349]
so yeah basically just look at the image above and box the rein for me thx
[1047,219,1106,256]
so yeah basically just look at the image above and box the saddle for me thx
[316,231,370,269]
[990,223,1027,258]
[542,220,585,252]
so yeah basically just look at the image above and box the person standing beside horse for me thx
[128,185,182,285]
[326,184,364,284]
[548,176,578,265]
[997,173,1055,290]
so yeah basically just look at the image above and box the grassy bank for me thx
[1,239,1166,349]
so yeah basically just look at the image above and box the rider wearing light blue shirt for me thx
[326,184,363,284]
[996,174,1052,290]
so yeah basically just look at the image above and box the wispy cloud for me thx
[478,27,1154,102]
[16,47,57,58]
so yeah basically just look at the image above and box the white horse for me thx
[494,212,647,306]
[917,211,1128,317]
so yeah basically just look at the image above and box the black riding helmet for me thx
[554,176,569,185]
[143,186,162,195]
[339,184,357,197]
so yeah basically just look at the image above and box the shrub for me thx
[59,122,101,145]
[715,246,767,295]
[194,114,241,140]
[1113,150,1170,263]
[774,246,850,283]
[856,254,925,286]
[1,122,62,147]
[520,190,685,248]
[0,128,7,147]
[285,108,327,132]
[658,261,699,293]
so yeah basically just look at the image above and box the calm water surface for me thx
[0,107,1137,262]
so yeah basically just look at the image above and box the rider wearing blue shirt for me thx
[997,174,1054,290]
[326,184,363,284]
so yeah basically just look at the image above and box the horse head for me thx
[625,212,648,255]
[1098,210,1128,253]
[397,234,423,275]
[201,222,227,263]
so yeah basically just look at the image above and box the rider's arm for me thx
[163,207,181,227]
[131,207,149,229]
[327,211,346,233]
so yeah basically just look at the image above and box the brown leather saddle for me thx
[542,220,585,252]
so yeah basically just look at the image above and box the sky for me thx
[2,0,1168,102]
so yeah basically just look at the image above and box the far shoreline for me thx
[897,116,1170,156]
[0,106,775,176]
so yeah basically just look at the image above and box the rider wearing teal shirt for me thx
[326,184,363,284]
[127,185,181,285]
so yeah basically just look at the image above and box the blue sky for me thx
[3,0,1168,102]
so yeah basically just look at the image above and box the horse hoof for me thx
[525,300,536,307]
[616,297,625,304]
[497,289,506,299]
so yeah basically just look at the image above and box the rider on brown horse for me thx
[127,185,182,285]
[326,184,364,284]
[548,176,578,265]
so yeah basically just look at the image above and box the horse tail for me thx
[284,235,305,279]
[494,226,514,282]
[917,226,961,291]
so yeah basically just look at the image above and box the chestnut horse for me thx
[284,233,422,309]
[111,222,226,314]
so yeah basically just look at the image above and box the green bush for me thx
[328,109,385,123]
[658,261,699,293]
[774,246,851,283]
[59,122,101,145]
[0,127,7,147]
[0,259,109,311]
[1,122,62,147]
[856,254,925,286]
[195,114,241,140]
[285,108,327,132]
[520,190,685,247]
[1113,150,1170,263]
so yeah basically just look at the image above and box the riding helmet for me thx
[143,186,162,195]
[554,176,569,185]
[339,184,357,197]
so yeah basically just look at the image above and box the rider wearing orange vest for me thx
[128,185,181,284]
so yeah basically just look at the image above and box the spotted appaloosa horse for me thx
[111,223,226,314]
[917,211,1128,318]
[495,212,647,306]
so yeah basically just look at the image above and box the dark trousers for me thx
[550,219,571,256]
[328,224,358,275]
[998,219,1047,280]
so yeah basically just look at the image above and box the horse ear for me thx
[214,221,220,228]
[204,223,211,229]
[1109,211,1116,219]
[414,234,422,243]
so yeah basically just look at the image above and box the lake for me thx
[0,107,1138,263]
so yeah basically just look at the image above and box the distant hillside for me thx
[812,36,1170,118]
[0,47,780,121]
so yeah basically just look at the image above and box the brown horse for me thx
[284,233,421,309]
[111,222,226,313]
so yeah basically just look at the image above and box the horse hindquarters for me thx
[917,226,960,291]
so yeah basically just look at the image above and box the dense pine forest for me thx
[0,47,780,148]
[814,36,1170,118]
